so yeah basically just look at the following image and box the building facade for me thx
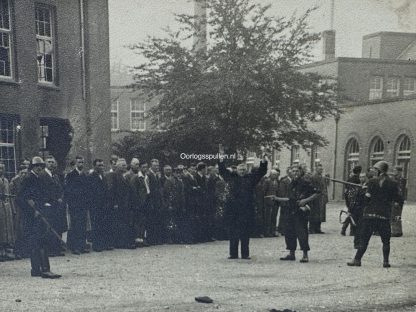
[0,0,111,178]
[277,32,416,200]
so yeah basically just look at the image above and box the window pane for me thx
[0,0,10,30]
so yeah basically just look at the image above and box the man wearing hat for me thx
[348,161,403,268]
[218,149,268,260]
[17,157,61,278]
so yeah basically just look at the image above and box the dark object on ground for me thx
[15,299,21,303]
[269,309,297,312]
[195,296,213,304]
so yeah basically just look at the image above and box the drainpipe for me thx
[79,0,92,165]
[332,114,340,200]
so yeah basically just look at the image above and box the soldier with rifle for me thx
[17,157,61,278]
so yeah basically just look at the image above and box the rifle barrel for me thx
[325,177,361,188]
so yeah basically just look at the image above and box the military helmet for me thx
[373,161,388,173]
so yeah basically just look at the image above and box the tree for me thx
[128,0,339,159]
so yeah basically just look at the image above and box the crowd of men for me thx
[0,151,406,277]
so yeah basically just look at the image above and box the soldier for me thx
[161,165,177,243]
[279,165,320,263]
[349,172,369,249]
[17,157,61,278]
[347,161,403,268]
[0,162,15,261]
[106,158,136,249]
[342,165,362,236]
[391,166,406,237]
[309,164,328,234]
[65,156,90,255]
[87,159,109,252]
[219,149,268,260]
[40,156,66,257]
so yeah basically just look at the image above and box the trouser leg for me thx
[240,228,250,258]
[271,205,278,235]
[284,214,297,251]
[296,214,310,251]
[229,226,239,258]
[378,219,391,263]
[354,219,374,260]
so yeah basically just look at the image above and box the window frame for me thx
[369,76,383,100]
[0,0,13,79]
[35,4,55,84]
[130,99,146,132]
[111,100,119,131]
[386,77,400,98]
[403,77,416,97]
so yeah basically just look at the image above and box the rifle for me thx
[325,177,362,188]
[30,203,68,250]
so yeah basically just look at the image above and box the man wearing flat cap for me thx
[17,157,61,278]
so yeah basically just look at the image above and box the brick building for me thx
[0,0,111,178]
[277,31,416,200]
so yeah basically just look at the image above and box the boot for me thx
[347,259,361,266]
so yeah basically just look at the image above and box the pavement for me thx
[1,202,416,312]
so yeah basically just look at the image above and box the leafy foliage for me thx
[126,0,339,159]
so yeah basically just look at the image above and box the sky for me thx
[108,0,407,72]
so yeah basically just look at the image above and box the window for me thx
[386,77,400,98]
[396,135,411,180]
[291,145,300,164]
[111,100,119,131]
[345,138,359,178]
[130,99,145,131]
[403,77,416,97]
[369,137,384,166]
[0,115,17,180]
[311,145,320,171]
[36,5,55,83]
[369,76,383,100]
[0,0,12,78]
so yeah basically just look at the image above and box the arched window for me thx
[396,135,411,179]
[345,138,359,178]
[369,137,384,166]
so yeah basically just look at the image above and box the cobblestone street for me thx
[1,202,415,312]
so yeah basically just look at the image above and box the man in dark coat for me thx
[195,162,209,242]
[181,166,198,243]
[391,166,406,237]
[129,160,150,246]
[17,157,61,278]
[342,165,362,236]
[87,159,109,252]
[106,158,136,249]
[309,164,328,234]
[348,161,403,268]
[65,156,90,255]
[218,151,268,259]
[146,159,163,245]
[263,169,280,237]
[40,156,66,256]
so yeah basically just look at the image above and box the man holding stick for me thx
[347,161,403,268]
[17,157,61,278]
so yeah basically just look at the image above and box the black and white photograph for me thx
[0,0,415,311]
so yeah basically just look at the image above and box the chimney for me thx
[194,0,207,53]
[322,30,336,61]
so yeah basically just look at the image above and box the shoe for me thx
[93,248,103,252]
[105,246,114,250]
[242,256,251,260]
[41,271,61,279]
[391,233,403,237]
[31,270,42,277]
[228,256,238,259]
[300,257,309,263]
[316,231,325,234]
[280,255,295,261]
[72,250,81,255]
[341,230,346,236]
[81,249,90,254]
[347,259,361,267]
[383,262,391,268]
